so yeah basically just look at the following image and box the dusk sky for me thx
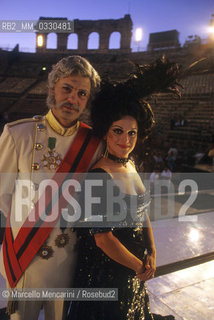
[0,0,213,52]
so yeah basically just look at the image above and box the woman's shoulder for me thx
[89,167,113,183]
[90,157,114,176]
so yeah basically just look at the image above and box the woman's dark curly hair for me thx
[91,81,155,142]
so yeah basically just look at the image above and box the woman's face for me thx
[106,115,138,159]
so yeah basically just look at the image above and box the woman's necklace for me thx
[106,152,129,167]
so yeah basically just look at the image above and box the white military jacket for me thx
[0,110,102,288]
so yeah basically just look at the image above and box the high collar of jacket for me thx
[45,109,79,136]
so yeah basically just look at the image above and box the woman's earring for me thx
[103,147,108,158]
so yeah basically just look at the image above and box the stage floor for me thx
[147,260,214,319]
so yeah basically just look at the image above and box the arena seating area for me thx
[0,47,214,156]
[150,86,214,151]
[0,77,37,94]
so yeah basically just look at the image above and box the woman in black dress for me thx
[68,59,179,320]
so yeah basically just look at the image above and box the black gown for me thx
[67,168,154,320]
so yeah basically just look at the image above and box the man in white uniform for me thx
[0,56,102,320]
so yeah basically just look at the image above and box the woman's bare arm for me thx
[94,231,143,274]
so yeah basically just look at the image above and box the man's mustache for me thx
[59,102,80,112]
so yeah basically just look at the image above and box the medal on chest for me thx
[55,232,70,248]
[37,245,54,259]
[42,137,62,170]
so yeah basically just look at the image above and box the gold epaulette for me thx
[7,115,44,127]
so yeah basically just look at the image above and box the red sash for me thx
[3,122,100,288]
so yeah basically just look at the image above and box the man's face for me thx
[52,75,91,127]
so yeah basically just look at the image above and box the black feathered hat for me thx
[91,56,181,141]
